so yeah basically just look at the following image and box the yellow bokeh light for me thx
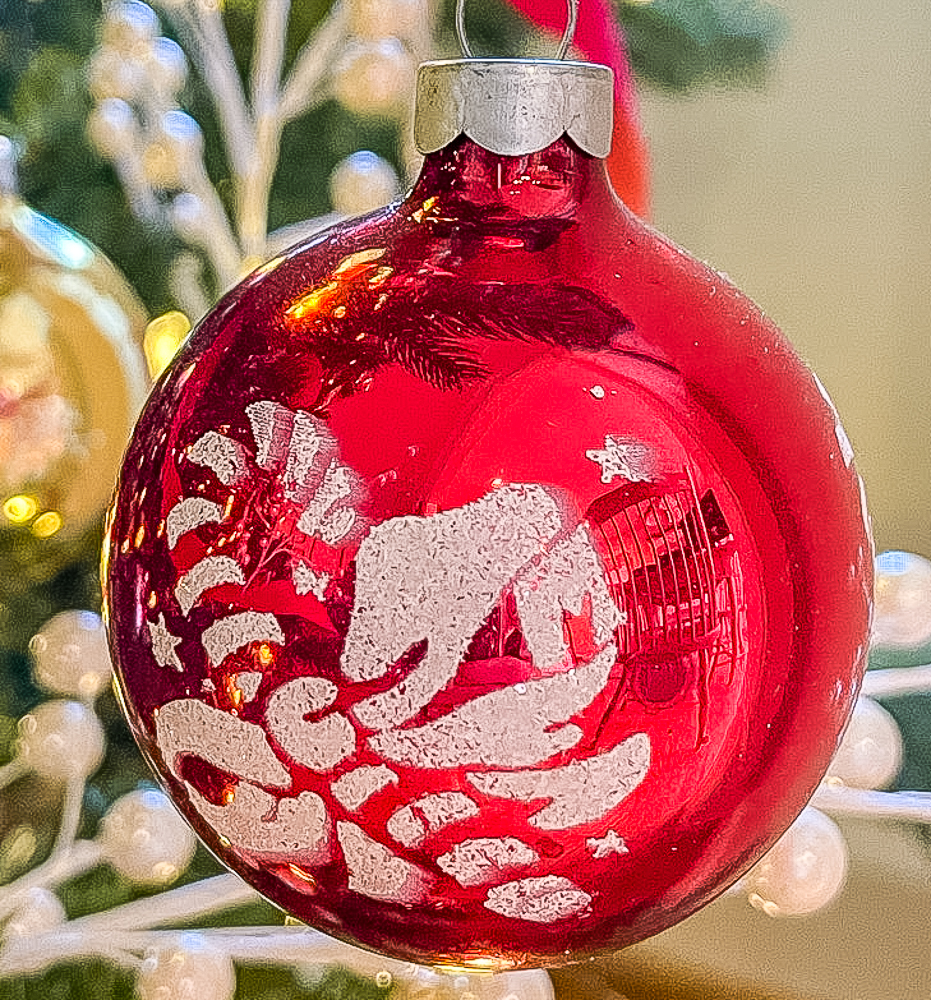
[3,495,38,524]
[144,310,192,380]
[32,511,63,538]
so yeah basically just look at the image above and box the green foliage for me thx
[616,0,787,91]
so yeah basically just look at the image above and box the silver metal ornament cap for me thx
[414,58,614,159]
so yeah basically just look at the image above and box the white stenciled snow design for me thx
[343,483,564,732]
[175,556,244,616]
[188,782,330,859]
[201,611,284,667]
[484,876,592,922]
[149,400,655,924]
[387,792,482,848]
[513,524,623,671]
[468,732,651,829]
[331,765,398,811]
[148,614,184,672]
[585,434,655,485]
[166,497,223,548]
[369,643,618,769]
[187,431,247,485]
[587,830,629,858]
[437,838,540,888]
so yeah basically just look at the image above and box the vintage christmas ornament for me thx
[105,1,871,969]
[0,152,149,543]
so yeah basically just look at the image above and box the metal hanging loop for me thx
[455,0,579,60]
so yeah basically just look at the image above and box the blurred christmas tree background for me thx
[9,2,929,998]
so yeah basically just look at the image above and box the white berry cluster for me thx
[86,0,425,313]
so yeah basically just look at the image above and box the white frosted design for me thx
[188,781,329,857]
[155,698,290,787]
[483,876,591,923]
[265,676,355,771]
[175,556,244,615]
[201,611,284,666]
[233,671,263,703]
[285,411,325,498]
[587,829,629,858]
[386,804,426,848]
[437,837,539,888]
[188,431,246,484]
[514,524,622,671]
[585,435,654,485]
[370,643,616,769]
[331,765,398,811]
[246,399,284,469]
[386,792,480,848]
[166,497,223,549]
[293,562,330,600]
[346,484,564,731]
[297,459,357,543]
[469,731,651,830]
[338,821,428,902]
[147,613,184,672]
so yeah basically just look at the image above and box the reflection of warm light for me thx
[222,786,235,806]
[333,247,385,275]
[143,311,191,379]
[287,863,316,885]
[3,494,38,523]
[287,280,339,320]
[287,248,388,322]
[31,511,62,538]
[257,643,274,667]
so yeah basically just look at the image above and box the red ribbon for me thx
[499,0,650,216]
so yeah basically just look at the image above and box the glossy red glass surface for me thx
[105,135,871,968]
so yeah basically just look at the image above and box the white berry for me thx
[332,39,413,117]
[872,550,931,652]
[827,695,902,789]
[98,788,197,885]
[17,700,105,782]
[30,610,112,700]
[330,151,400,217]
[3,888,65,941]
[136,934,236,1000]
[743,806,848,917]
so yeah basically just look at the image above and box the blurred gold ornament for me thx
[0,191,149,542]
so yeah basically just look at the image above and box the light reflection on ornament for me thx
[144,311,192,379]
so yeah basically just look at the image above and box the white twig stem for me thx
[0,759,28,793]
[51,776,86,861]
[812,785,931,824]
[278,1,348,122]
[238,0,291,260]
[66,874,260,933]
[861,663,931,699]
[0,840,104,921]
[164,0,254,179]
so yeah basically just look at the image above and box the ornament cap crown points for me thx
[414,59,614,159]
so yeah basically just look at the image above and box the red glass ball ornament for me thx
[105,61,871,970]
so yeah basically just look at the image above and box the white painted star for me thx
[147,614,184,672]
[587,829,629,859]
[585,435,654,485]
